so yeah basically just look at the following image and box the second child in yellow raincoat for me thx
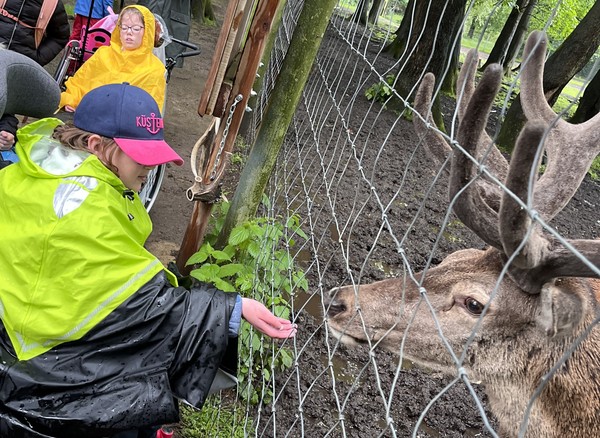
[59,5,166,111]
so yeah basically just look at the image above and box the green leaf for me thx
[223,244,236,258]
[214,278,236,292]
[294,274,309,291]
[229,226,251,245]
[186,243,212,265]
[211,250,232,261]
[189,267,214,283]
[219,263,246,277]
[295,227,308,240]
[280,350,293,368]
[247,241,261,258]
[274,305,290,320]
[195,263,221,278]
[237,278,253,292]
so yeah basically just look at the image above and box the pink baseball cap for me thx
[74,83,183,166]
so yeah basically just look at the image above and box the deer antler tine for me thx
[457,49,478,122]
[413,73,452,171]
[519,31,557,123]
[500,120,600,291]
[449,64,504,249]
[457,50,509,182]
[508,239,600,294]
[499,120,550,270]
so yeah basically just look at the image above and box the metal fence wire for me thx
[208,0,600,437]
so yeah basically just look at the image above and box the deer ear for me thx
[536,280,583,338]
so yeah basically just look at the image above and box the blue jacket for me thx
[74,0,113,19]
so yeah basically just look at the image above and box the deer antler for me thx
[414,31,600,294]
[518,31,600,221]
[413,49,509,249]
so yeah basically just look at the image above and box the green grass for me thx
[61,0,75,17]
[65,4,75,17]
[461,36,495,54]
[178,399,246,438]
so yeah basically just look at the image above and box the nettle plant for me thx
[365,73,396,104]
[187,200,307,404]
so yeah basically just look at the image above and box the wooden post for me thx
[177,0,281,274]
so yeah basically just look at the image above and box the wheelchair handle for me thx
[177,49,202,59]
[169,37,199,51]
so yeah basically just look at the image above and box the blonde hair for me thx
[53,124,121,175]
[117,7,145,28]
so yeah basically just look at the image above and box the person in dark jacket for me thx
[0,0,70,149]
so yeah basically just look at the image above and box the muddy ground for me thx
[51,1,600,436]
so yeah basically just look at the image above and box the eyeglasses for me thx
[119,25,144,33]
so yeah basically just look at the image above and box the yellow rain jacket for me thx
[59,5,166,110]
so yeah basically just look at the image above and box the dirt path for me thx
[143,2,226,264]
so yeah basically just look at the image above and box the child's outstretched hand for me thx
[242,298,297,339]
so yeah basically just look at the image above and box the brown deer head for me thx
[325,31,600,437]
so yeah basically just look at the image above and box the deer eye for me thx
[464,297,484,315]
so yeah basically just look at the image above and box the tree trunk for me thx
[367,0,384,24]
[503,0,536,74]
[467,17,476,38]
[351,0,369,25]
[497,0,600,151]
[479,0,530,71]
[441,20,462,95]
[191,0,215,23]
[570,67,600,123]
[383,0,414,57]
[389,0,467,129]
[216,0,339,245]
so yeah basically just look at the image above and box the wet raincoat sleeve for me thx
[58,46,107,109]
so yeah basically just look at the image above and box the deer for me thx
[324,31,600,438]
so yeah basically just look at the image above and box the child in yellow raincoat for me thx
[59,4,166,112]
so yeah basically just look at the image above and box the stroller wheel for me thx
[140,164,165,212]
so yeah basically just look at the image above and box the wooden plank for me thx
[179,0,280,272]
[207,0,280,163]
[204,0,248,117]
[197,0,243,116]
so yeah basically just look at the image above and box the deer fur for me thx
[325,31,600,438]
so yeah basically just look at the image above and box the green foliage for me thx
[178,399,245,438]
[187,200,307,405]
[228,136,249,167]
[365,74,396,104]
[62,1,74,16]
[588,155,600,181]
[466,0,592,47]
[533,0,593,42]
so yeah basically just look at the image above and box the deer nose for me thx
[324,288,347,316]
